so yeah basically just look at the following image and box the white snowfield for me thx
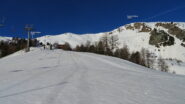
[0,48,185,104]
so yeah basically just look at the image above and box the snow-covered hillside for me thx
[37,22,185,75]
[0,36,11,42]
[0,48,185,104]
[37,22,185,61]
[38,33,103,48]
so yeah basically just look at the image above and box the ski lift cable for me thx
[137,4,185,58]
[125,4,185,23]
[141,4,185,22]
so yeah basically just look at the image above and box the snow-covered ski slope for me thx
[0,48,185,104]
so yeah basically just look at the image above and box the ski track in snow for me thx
[0,48,185,104]
[0,50,60,93]
[72,52,94,104]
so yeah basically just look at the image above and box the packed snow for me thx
[0,48,185,104]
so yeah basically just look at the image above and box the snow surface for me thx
[0,48,185,104]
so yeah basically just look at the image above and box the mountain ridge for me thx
[37,22,185,60]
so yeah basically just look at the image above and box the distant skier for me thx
[43,45,46,50]
[50,44,53,50]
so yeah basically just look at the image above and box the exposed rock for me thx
[125,24,134,30]
[149,29,174,47]
[155,22,176,29]
[117,27,124,32]
[126,23,151,32]
[168,27,185,41]
[140,24,152,32]
[134,23,143,29]
[155,23,185,41]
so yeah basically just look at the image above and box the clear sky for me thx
[0,0,185,38]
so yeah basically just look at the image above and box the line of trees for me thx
[72,34,169,73]
[0,38,38,58]
[74,34,118,56]
[73,34,152,67]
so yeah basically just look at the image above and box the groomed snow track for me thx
[0,48,185,104]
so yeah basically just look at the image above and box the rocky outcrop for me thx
[126,23,151,32]
[156,23,185,41]
[149,29,174,47]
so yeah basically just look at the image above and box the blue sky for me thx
[0,0,185,38]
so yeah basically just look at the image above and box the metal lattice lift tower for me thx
[25,24,33,52]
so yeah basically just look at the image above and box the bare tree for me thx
[140,48,146,66]
[101,33,109,52]
[158,56,169,72]
[139,48,155,68]
[100,33,111,55]
[97,41,104,54]
[85,40,91,51]
[89,44,96,53]
[146,50,154,68]
[75,45,81,51]
[130,51,142,64]
[64,42,72,51]
[117,28,121,33]
[109,35,119,51]
[114,49,120,58]
[141,48,154,68]
[120,45,130,60]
